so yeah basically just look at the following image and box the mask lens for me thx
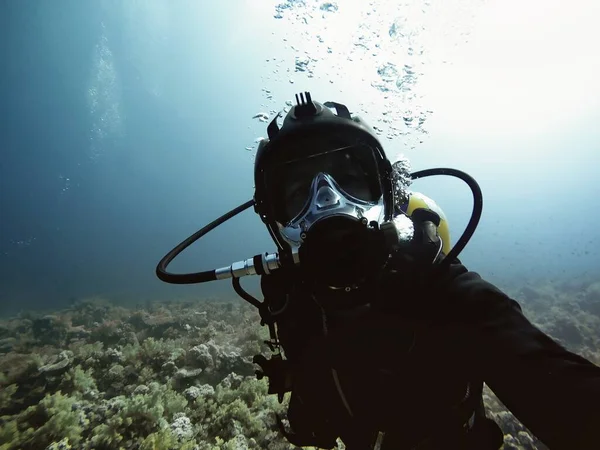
[267,144,383,222]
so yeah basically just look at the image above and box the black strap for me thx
[276,414,338,449]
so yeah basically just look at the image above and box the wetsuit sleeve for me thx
[437,261,600,450]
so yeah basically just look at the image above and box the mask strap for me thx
[323,101,352,119]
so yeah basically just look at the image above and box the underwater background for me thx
[1,1,599,449]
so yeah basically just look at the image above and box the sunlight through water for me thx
[250,0,486,155]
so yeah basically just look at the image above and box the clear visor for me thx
[266,144,383,223]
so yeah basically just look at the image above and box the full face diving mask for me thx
[268,144,385,245]
[265,143,392,287]
[251,93,404,288]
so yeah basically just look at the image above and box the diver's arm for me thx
[437,262,600,450]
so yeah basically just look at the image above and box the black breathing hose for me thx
[155,199,255,284]
[410,168,483,270]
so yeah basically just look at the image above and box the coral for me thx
[0,352,41,386]
[68,341,104,368]
[38,351,72,375]
[122,337,186,372]
[59,366,98,400]
[106,347,124,363]
[46,437,73,449]
[0,421,18,450]
[89,319,126,347]
[483,385,547,450]
[187,343,214,369]
[139,428,197,450]
[170,412,196,441]
[185,375,287,448]
[0,391,87,450]
[90,382,188,448]
[0,299,292,450]
[128,308,183,341]
[184,384,215,401]
[0,337,17,353]
[0,384,18,411]
[68,297,121,328]
[582,282,600,316]
[31,316,69,346]
[545,317,584,346]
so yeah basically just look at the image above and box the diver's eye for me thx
[284,180,311,220]
[335,172,372,201]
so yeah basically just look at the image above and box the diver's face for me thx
[284,167,374,222]
[270,145,383,224]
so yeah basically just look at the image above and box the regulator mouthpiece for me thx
[298,216,396,288]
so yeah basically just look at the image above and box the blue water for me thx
[1,0,599,316]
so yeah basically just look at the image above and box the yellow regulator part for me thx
[406,192,451,256]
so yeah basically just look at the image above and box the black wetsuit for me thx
[261,259,600,449]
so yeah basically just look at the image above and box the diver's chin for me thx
[297,216,388,289]
[308,278,373,316]
[300,254,369,292]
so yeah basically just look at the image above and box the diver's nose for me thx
[315,185,341,210]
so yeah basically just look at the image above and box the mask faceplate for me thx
[277,172,385,248]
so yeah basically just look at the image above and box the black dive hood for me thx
[156,94,484,298]
[254,92,394,254]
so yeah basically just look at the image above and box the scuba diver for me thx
[157,92,600,449]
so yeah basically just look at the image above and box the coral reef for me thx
[0,275,598,449]
[0,298,288,450]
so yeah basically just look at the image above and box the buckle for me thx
[463,411,476,432]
